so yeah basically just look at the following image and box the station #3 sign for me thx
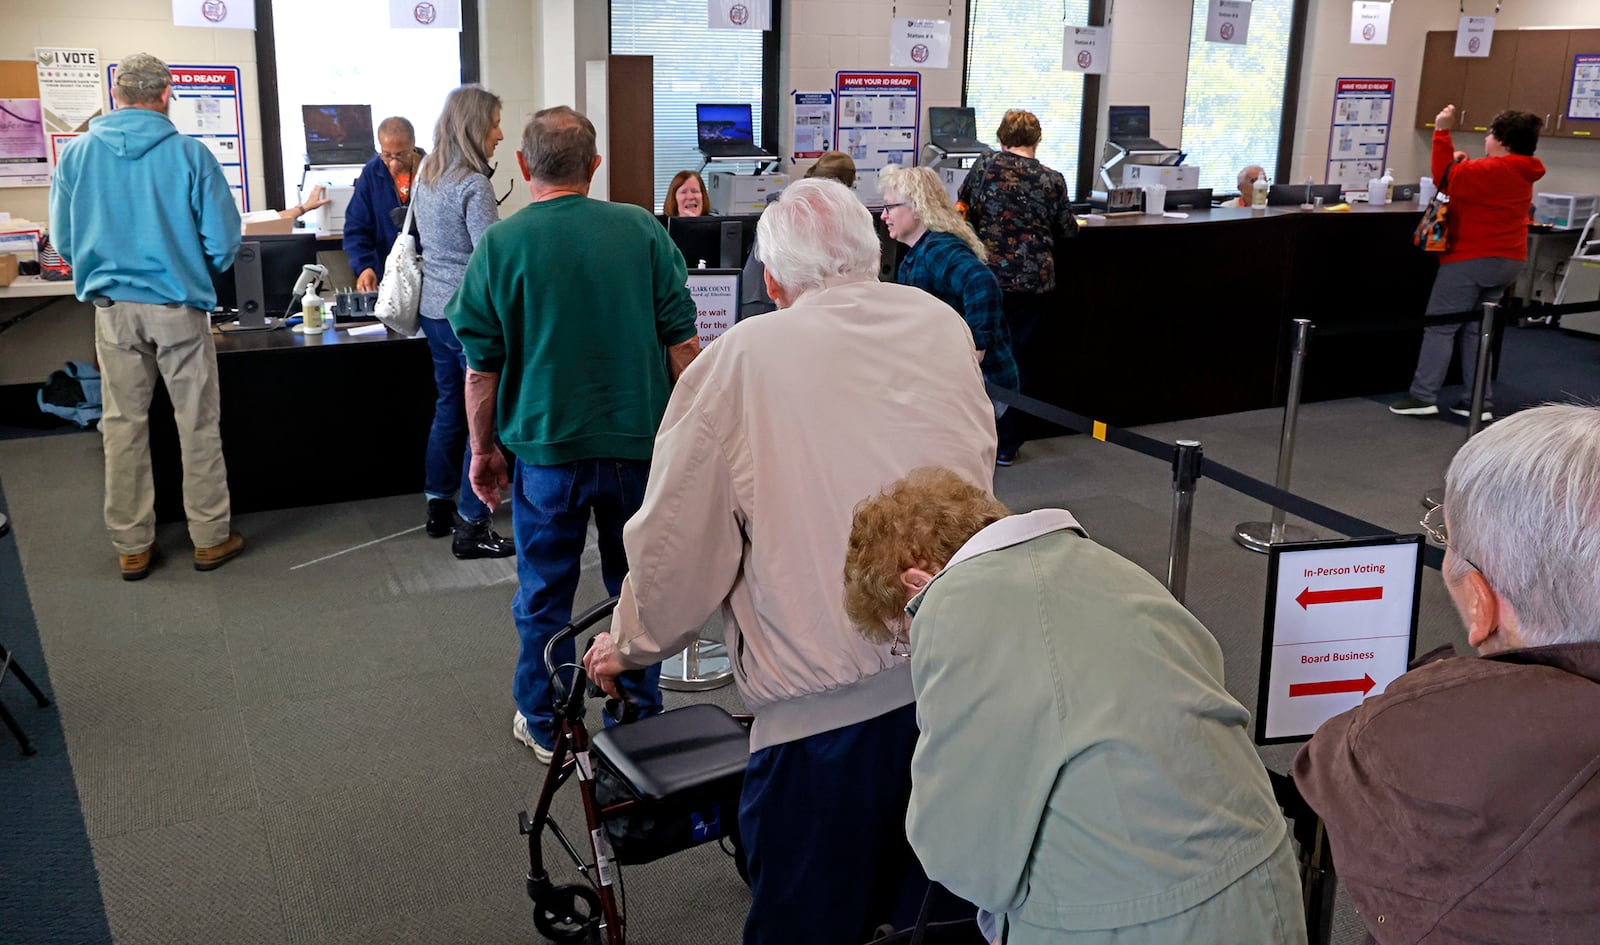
[1255,534,1423,744]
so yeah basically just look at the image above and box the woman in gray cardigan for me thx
[410,84,513,559]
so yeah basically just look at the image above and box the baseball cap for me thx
[114,53,171,91]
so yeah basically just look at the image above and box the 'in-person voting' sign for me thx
[1206,0,1252,45]
[1255,535,1422,744]
[1063,27,1110,75]
[687,270,740,349]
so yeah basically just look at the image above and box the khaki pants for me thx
[94,302,231,554]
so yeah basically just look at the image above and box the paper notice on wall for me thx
[1454,16,1494,57]
[834,71,921,206]
[172,0,256,30]
[709,0,771,30]
[1205,0,1251,45]
[1350,1,1391,45]
[109,63,249,211]
[1325,77,1394,192]
[1063,26,1110,74]
[1570,54,1600,120]
[35,48,103,142]
[792,92,835,160]
[0,99,51,188]
[390,0,462,29]
[890,19,952,69]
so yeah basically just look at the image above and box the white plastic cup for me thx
[1418,177,1437,204]
[1143,184,1167,216]
[1367,178,1388,206]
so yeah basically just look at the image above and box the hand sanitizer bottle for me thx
[1252,173,1270,210]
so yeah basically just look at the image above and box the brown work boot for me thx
[194,531,245,571]
[119,546,156,581]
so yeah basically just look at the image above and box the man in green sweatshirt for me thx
[446,105,699,762]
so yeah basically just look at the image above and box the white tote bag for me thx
[375,201,422,336]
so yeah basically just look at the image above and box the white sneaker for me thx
[512,711,554,764]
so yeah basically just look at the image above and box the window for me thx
[1179,0,1297,192]
[266,0,466,210]
[611,0,769,210]
[965,0,1091,198]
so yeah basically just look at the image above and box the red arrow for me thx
[1289,674,1376,698]
[1296,585,1383,609]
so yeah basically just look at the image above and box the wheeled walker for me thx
[519,596,751,944]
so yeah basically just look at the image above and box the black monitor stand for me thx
[216,241,283,332]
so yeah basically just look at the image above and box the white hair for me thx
[1443,403,1600,646]
[755,179,880,297]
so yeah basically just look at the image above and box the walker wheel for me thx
[533,883,602,942]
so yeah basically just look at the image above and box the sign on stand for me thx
[834,71,920,207]
[1255,534,1423,744]
[687,269,740,349]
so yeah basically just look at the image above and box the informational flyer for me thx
[390,0,462,29]
[834,72,920,206]
[791,91,835,160]
[889,19,952,69]
[708,0,771,30]
[35,46,103,163]
[1350,0,1391,45]
[1569,54,1600,121]
[687,270,740,348]
[1325,77,1394,193]
[1255,535,1422,744]
[1063,26,1110,75]
[172,0,256,30]
[108,63,249,211]
[0,99,50,188]
[1454,16,1494,58]
[1205,0,1252,45]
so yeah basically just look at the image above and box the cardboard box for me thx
[241,212,294,236]
[0,253,17,286]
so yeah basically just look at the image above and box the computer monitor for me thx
[1164,187,1215,210]
[928,107,977,141]
[666,215,760,270]
[1267,183,1343,207]
[1107,106,1152,140]
[213,233,321,321]
[696,104,756,150]
[303,104,375,166]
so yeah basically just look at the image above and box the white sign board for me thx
[1256,535,1423,743]
[390,0,462,29]
[1350,1,1391,45]
[687,270,740,348]
[834,71,920,206]
[890,19,952,69]
[1455,16,1494,58]
[1205,0,1252,45]
[709,0,771,30]
[1062,26,1110,75]
[172,0,256,30]
[792,91,835,160]
[34,47,102,154]
[1325,77,1394,193]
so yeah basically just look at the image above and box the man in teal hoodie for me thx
[50,53,245,580]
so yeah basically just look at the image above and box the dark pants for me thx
[510,458,663,745]
[739,703,961,945]
[1408,256,1523,406]
[995,290,1052,456]
[421,317,490,524]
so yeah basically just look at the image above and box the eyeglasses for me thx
[1421,503,1485,577]
[888,612,912,658]
[487,162,514,206]
[379,150,415,163]
[880,202,909,212]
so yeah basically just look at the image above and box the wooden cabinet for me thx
[1556,29,1600,139]
[1415,28,1600,142]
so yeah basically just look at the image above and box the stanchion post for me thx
[1467,300,1497,438]
[1166,439,1203,604]
[1235,319,1319,553]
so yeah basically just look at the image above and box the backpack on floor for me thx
[37,361,102,428]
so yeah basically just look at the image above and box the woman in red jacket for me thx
[1390,105,1544,420]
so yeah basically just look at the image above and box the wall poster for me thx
[108,62,248,211]
[833,71,921,207]
[1325,77,1394,193]
[1569,54,1600,121]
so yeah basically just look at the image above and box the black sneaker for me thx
[1388,397,1439,416]
[425,498,456,538]
[1449,400,1493,421]
[452,519,515,559]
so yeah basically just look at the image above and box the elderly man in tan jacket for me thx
[584,178,997,944]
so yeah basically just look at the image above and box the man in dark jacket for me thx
[344,115,421,292]
[1294,403,1600,944]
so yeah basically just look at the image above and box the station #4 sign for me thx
[1255,535,1423,744]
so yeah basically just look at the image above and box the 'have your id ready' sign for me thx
[1256,535,1423,744]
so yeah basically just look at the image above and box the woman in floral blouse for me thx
[957,110,1078,465]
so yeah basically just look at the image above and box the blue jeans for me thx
[421,317,489,525]
[511,458,663,746]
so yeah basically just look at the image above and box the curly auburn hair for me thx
[996,109,1042,148]
[843,468,1009,643]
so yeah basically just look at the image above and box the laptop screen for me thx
[303,104,375,166]
[697,104,755,149]
[1107,106,1151,140]
[928,107,977,140]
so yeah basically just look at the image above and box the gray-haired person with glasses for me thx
[1296,403,1600,945]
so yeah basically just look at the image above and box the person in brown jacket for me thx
[1294,403,1600,944]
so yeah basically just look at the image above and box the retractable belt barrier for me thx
[1317,296,1600,338]
[986,385,1448,577]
